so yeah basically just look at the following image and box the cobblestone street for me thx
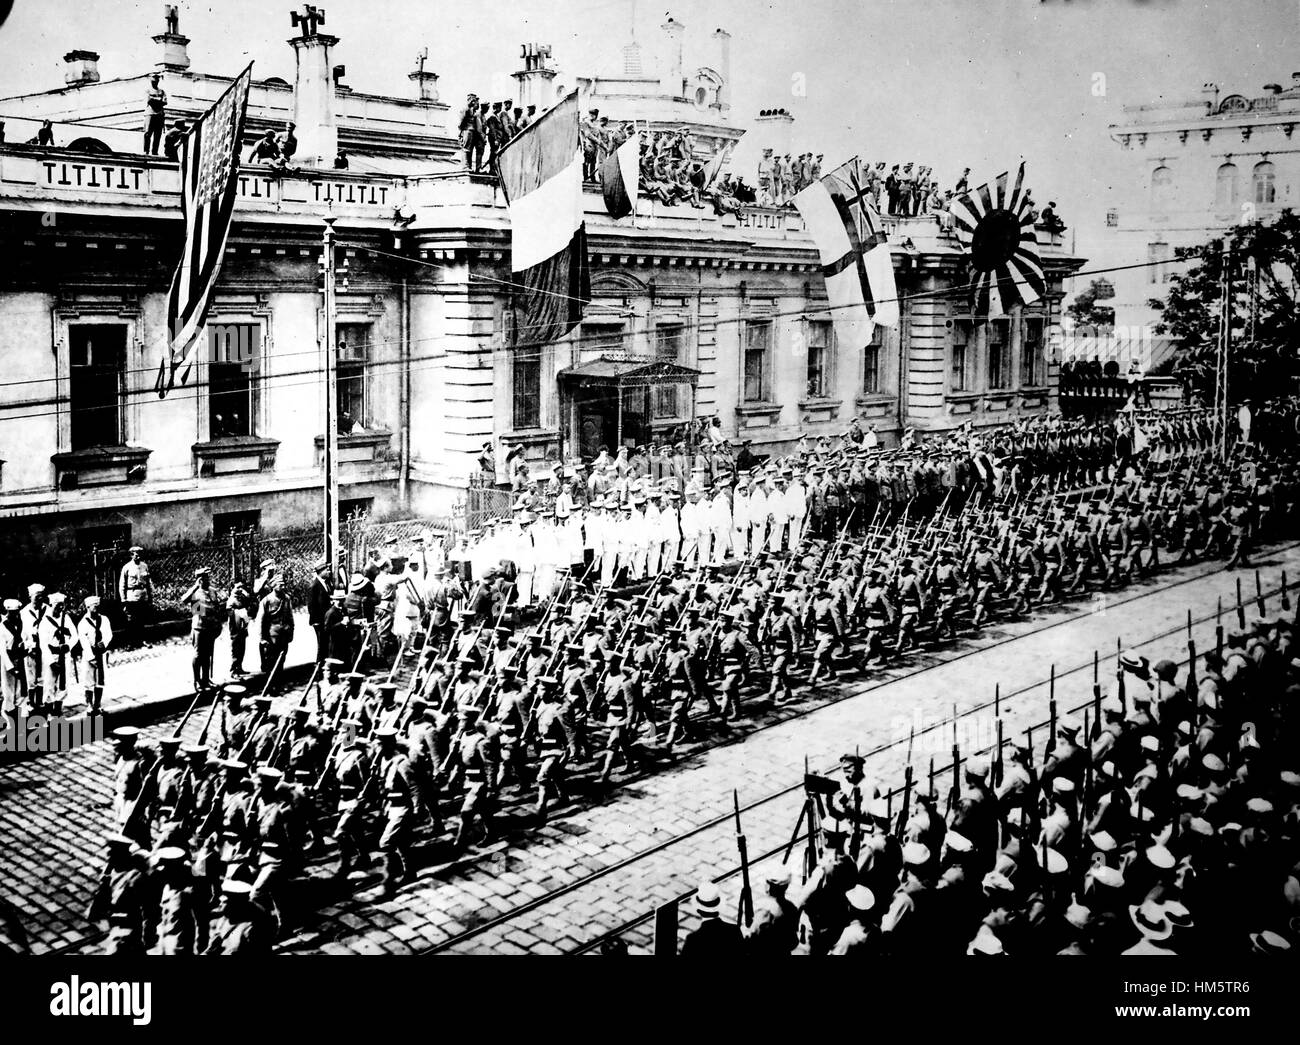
[2,543,1294,956]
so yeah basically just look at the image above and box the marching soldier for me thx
[375,727,418,897]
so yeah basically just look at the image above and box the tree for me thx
[1147,209,1300,402]
[1065,278,1116,331]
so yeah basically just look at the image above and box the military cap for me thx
[222,758,249,773]
[1089,865,1125,890]
[981,870,1015,895]
[1163,901,1193,930]
[839,752,864,768]
[965,757,989,780]
[1186,816,1214,837]
[1145,845,1175,870]
[1175,783,1203,802]
[845,885,876,913]
[1129,900,1173,941]
[377,681,400,695]
[105,833,138,851]
[1202,753,1227,773]
[1057,718,1082,737]
[1065,902,1093,931]
[182,742,208,758]
[1139,734,1160,753]
[945,831,973,854]
[374,727,399,741]
[26,583,45,597]
[1087,830,1116,852]
[156,846,188,864]
[537,675,560,689]
[1,599,20,612]
[902,841,930,867]
[193,567,211,578]
[256,767,284,784]
[221,880,254,899]
[159,735,183,750]
[1249,930,1291,955]
[1036,847,1069,875]
[1051,776,1075,796]
[1246,797,1274,815]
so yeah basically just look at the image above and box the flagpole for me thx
[323,211,341,572]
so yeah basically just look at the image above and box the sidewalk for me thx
[35,609,319,730]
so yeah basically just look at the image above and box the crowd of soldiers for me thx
[80,399,1296,954]
[682,596,1299,956]
[457,92,538,174]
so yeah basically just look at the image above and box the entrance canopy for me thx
[556,355,701,391]
[558,355,701,461]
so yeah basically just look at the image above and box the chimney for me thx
[754,108,795,158]
[153,4,190,71]
[1292,72,1300,87]
[409,47,438,102]
[63,50,101,86]
[1201,81,1220,111]
[712,27,731,110]
[660,17,685,98]
[289,17,339,168]
[511,43,557,111]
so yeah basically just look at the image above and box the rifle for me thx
[898,725,915,837]
[1044,665,1057,762]
[267,658,324,768]
[1235,577,1246,630]
[993,685,1004,788]
[733,790,753,928]
[947,704,960,816]
[1215,596,1224,657]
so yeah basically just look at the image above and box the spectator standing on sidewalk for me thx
[181,568,225,692]
[118,546,153,647]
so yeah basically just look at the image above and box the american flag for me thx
[156,63,253,398]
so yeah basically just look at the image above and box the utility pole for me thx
[1213,244,1232,460]
[322,211,340,572]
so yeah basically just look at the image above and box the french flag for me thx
[495,91,590,348]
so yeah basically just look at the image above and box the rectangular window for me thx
[581,322,627,359]
[1020,317,1045,387]
[987,318,1012,390]
[74,524,131,554]
[743,320,772,402]
[805,319,833,398]
[69,324,127,450]
[340,496,374,523]
[208,323,259,439]
[512,349,542,430]
[1148,242,1172,284]
[653,323,686,418]
[336,322,370,433]
[213,509,261,540]
[950,317,973,392]
[863,326,883,395]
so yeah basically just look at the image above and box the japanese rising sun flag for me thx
[157,63,253,398]
[948,162,1045,317]
[792,156,899,352]
[495,91,591,348]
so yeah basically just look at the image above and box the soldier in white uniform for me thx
[76,595,114,712]
[626,496,649,581]
[658,490,682,565]
[680,488,704,567]
[708,480,732,565]
[513,511,538,607]
[38,592,75,716]
[2,598,27,716]
[20,584,47,709]
[767,473,791,552]
[643,491,664,578]
[594,499,619,589]
[749,474,770,555]
[784,468,808,549]
[731,477,751,558]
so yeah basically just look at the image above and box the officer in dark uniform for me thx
[182,568,226,691]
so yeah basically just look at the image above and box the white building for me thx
[1104,74,1300,367]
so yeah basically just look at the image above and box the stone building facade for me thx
[0,14,1082,553]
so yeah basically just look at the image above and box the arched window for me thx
[1215,162,1240,207]
[1253,161,1276,204]
[1150,165,1173,210]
